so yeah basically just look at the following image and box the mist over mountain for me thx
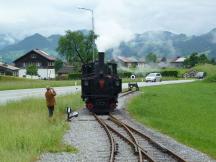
[106,28,216,59]
[1,28,216,63]
[0,34,17,50]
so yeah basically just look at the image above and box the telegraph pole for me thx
[78,7,95,62]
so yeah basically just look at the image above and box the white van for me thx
[145,73,162,82]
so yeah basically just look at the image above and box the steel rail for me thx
[110,114,187,162]
[119,90,136,98]
[108,116,143,162]
[93,114,116,162]
[104,121,155,162]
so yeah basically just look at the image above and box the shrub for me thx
[205,75,216,82]
[161,71,179,77]
[56,75,69,80]
[68,73,81,80]
[119,72,132,78]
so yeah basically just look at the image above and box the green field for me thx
[0,93,83,162]
[0,75,80,91]
[194,64,216,82]
[128,82,216,158]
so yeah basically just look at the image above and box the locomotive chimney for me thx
[98,52,105,65]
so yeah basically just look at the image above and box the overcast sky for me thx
[0,0,216,50]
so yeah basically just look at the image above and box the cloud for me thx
[0,0,216,50]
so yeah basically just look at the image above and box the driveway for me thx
[0,80,194,105]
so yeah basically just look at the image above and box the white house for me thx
[13,49,56,79]
[170,56,186,68]
[115,56,145,68]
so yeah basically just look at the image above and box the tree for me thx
[198,54,209,64]
[184,53,210,68]
[210,58,216,65]
[54,59,63,72]
[183,53,199,68]
[57,30,98,65]
[26,64,38,77]
[145,53,157,63]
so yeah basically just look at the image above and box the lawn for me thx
[0,93,83,162]
[0,75,80,91]
[193,64,216,82]
[0,74,182,91]
[128,82,216,158]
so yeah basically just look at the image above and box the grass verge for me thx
[122,76,180,83]
[0,75,80,91]
[128,82,216,158]
[0,93,83,162]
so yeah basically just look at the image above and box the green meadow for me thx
[0,75,80,91]
[0,93,83,162]
[128,82,216,158]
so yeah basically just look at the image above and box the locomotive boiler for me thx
[81,52,122,114]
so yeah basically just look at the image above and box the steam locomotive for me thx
[81,52,122,114]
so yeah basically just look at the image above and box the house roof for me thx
[13,49,56,62]
[0,62,19,71]
[171,56,186,63]
[57,66,74,74]
[33,49,56,61]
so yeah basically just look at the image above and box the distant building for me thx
[170,56,186,68]
[14,49,56,79]
[0,62,19,76]
[115,56,145,68]
[157,57,169,68]
[57,65,74,76]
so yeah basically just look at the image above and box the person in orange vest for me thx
[45,86,56,117]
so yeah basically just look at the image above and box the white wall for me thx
[18,68,55,79]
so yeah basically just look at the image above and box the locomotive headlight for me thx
[84,80,89,86]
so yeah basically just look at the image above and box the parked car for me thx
[145,73,162,82]
[195,72,206,79]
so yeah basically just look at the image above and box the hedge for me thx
[161,70,178,77]
[119,72,132,78]
[68,73,81,80]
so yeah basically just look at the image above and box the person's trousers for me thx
[47,106,54,117]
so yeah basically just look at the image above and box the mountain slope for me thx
[107,28,216,59]
[1,28,216,63]
[0,33,61,62]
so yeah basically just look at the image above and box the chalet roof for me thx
[33,49,56,61]
[171,56,186,63]
[13,49,56,62]
[0,62,19,71]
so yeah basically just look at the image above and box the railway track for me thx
[94,113,187,162]
[119,90,137,98]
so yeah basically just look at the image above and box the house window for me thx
[36,62,41,67]
[23,62,26,67]
[48,62,54,66]
[31,54,36,59]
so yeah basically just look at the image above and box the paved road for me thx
[0,80,194,105]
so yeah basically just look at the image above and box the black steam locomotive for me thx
[81,52,122,114]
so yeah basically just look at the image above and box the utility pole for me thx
[78,7,95,62]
